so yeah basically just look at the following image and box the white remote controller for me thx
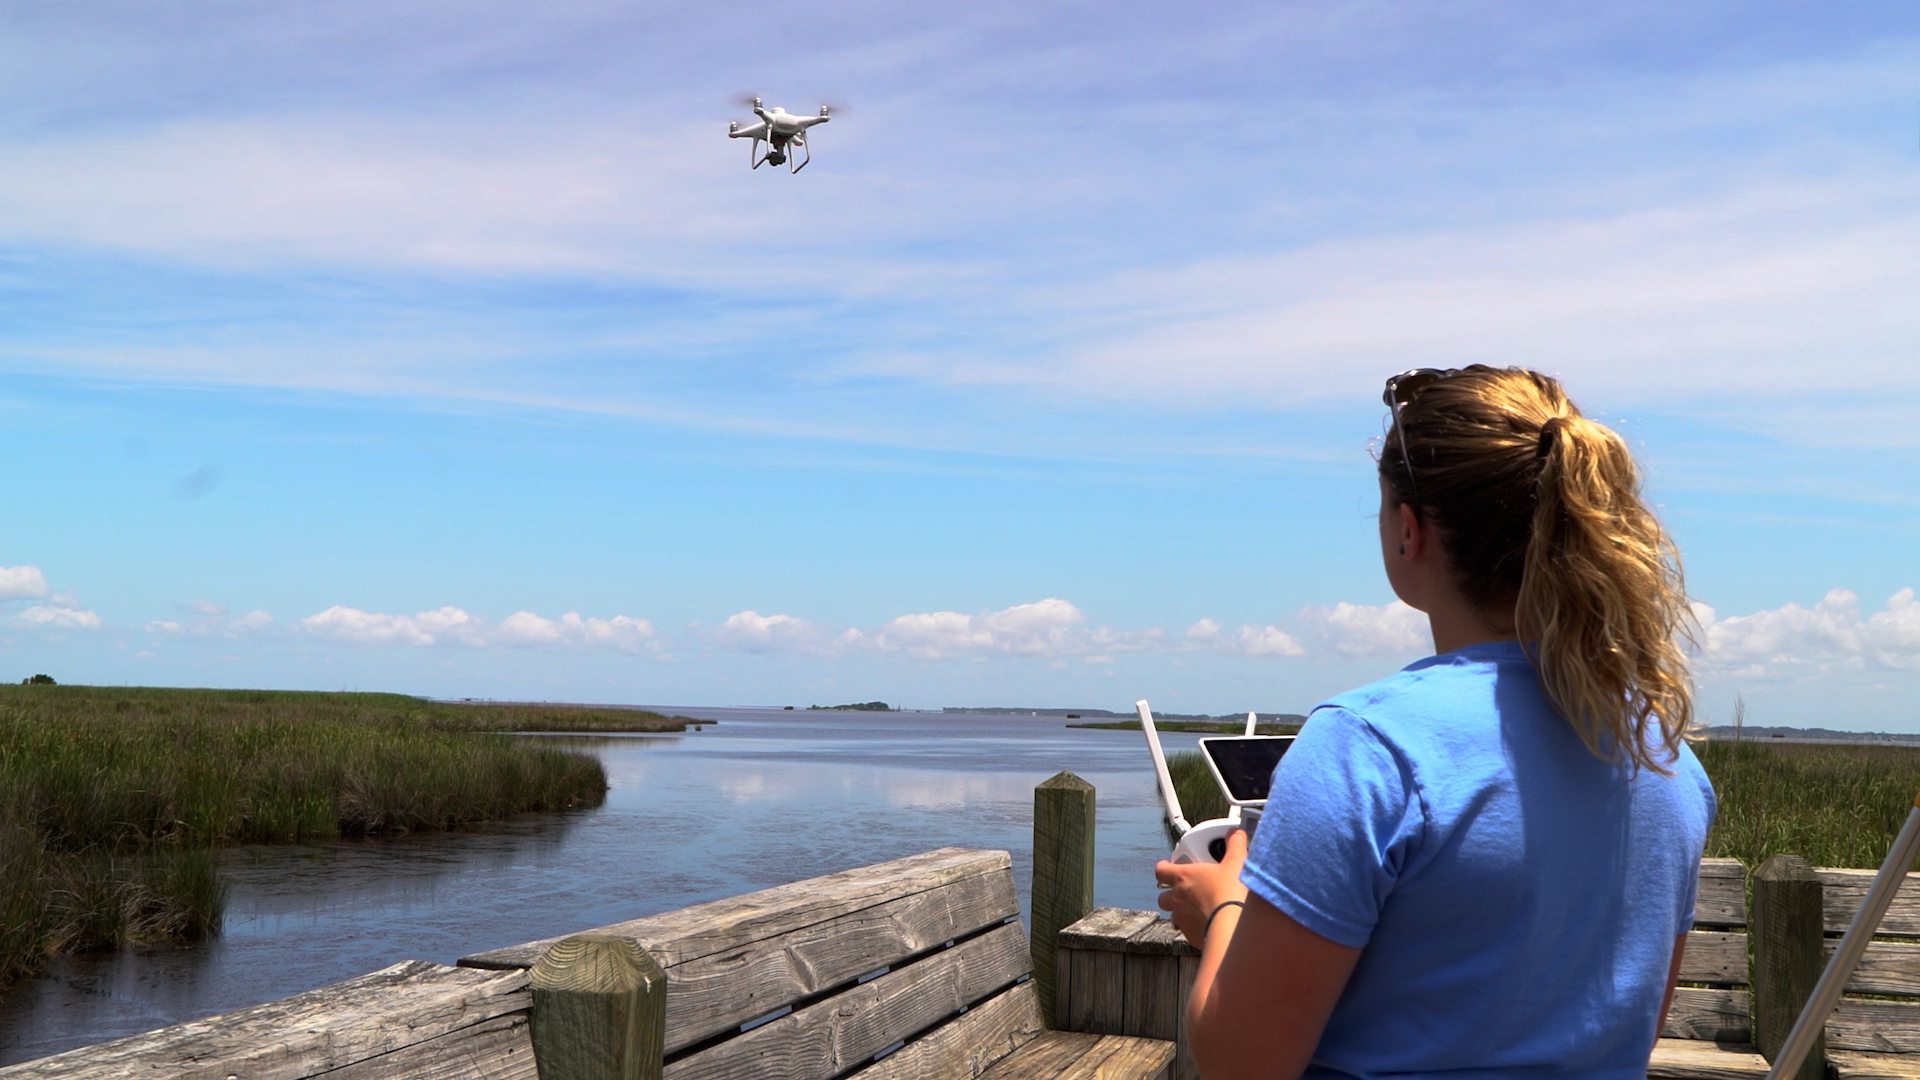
[1171,817,1239,864]
[1137,700,1257,865]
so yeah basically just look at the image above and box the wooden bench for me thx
[0,847,1172,1079]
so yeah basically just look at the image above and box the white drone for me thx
[728,97,832,173]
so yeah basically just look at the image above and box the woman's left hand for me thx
[1155,829,1251,950]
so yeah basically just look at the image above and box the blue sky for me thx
[1,2,1916,724]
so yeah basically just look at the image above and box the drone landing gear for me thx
[750,136,810,173]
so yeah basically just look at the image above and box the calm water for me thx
[0,707,1206,1065]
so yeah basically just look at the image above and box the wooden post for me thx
[1032,770,1096,1028]
[1752,854,1825,1080]
[530,933,667,1080]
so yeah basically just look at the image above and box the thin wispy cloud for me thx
[296,605,661,654]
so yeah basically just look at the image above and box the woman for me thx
[1157,366,1715,1079]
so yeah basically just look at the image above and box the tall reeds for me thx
[1160,750,1229,845]
[1695,740,1920,870]
[0,685,614,985]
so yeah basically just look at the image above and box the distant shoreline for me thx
[1068,718,1304,734]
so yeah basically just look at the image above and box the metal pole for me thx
[1766,795,1920,1080]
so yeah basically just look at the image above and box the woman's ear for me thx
[1397,499,1424,561]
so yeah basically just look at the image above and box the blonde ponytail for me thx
[1380,366,1693,773]
[1518,413,1692,772]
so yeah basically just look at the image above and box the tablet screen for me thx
[1199,735,1294,805]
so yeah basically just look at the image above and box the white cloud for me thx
[1296,600,1429,659]
[298,604,657,653]
[16,604,103,630]
[146,603,276,638]
[301,605,437,646]
[872,598,1106,660]
[709,611,850,656]
[0,565,50,600]
[1185,618,1221,643]
[915,181,1920,415]
[414,606,489,646]
[492,611,660,653]
[1236,625,1306,658]
[1868,589,1920,671]
[8,585,102,632]
[1693,588,1920,677]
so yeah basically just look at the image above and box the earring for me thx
[1398,544,1405,556]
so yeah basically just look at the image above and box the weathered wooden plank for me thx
[465,848,1010,970]
[665,922,1030,1080]
[1173,950,1199,1080]
[1698,858,1749,928]
[0,960,530,1080]
[1064,941,1128,1036]
[854,983,1045,1080]
[974,1031,1104,1077]
[327,1013,535,1080]
[1645,1038,1770,1079]
[977,1032,1172,1080]
[1818,867,1920,936]
[1061,1036,1174,1080]
[1829,1049,1920,1078]
[1058,908,1159,951]
[1032,772,1096,1029]
[1055,945,1071,1033]
[1663,987,1752,1042]
[481,853,1016,1056]
[1682,930,1750,986]
[1826,939,1920,997]
[1126,918,1193,958]
[1120,951,1180,1041]
[1829,999,1920,1053]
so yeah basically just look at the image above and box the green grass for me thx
[1695,740,1920,871]
[432,701,711,733]
[1162,750,1229,844]
[1162,738,1920,874]
[0,684,633,986]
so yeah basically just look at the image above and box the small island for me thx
[809,701,892,711]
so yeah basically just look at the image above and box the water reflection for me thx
[0,709,1198,1066]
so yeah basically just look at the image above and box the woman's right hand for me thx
[1155,828,1250,950]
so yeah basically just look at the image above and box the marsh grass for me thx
[1695,740,1920,870]
[1162,750,1229,845]
[1160,738,1920,875]
[438,701,709,733]
[0,684,620,985]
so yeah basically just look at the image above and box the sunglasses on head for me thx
[1382,368,1454,497]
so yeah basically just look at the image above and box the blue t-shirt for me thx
[1241,641,1716,1079]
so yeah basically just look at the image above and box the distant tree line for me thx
[20,674,55,685]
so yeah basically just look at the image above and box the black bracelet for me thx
[1203,899,1246,937]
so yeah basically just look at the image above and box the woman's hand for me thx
[1155,829,1251,950]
